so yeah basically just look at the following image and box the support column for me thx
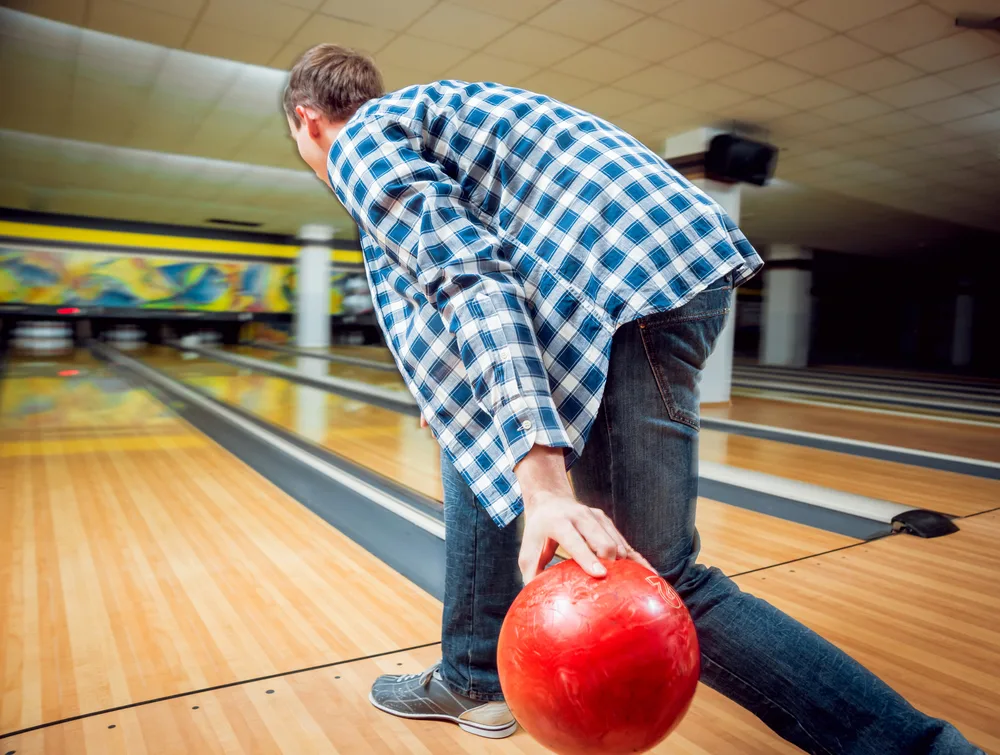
[951,292,973,368]
[296,224,333,349]
[664,128,741,405]
[760,244,813,368]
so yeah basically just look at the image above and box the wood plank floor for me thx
[0,370,441,734]
[5,515,995,754]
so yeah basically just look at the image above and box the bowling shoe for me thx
[369,662,518,738]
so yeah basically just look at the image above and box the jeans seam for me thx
[602,394,617,520]
[701,653,837,755]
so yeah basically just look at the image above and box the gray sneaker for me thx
[368,662,518,739]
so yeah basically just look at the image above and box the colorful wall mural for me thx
[0,246,372,315]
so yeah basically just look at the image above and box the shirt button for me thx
[499,349,510,360]
[521,420,532,431]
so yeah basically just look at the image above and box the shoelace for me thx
[398,662,441,686]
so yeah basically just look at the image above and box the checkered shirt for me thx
[327,81,762,528]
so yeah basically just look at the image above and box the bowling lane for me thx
[134,346,442,502]
[132,346,857,575]
[226,345,407,390]
[0,349,441,734]
[704,396,1000,462]
[732,385,999,423]
[700,429,999,517]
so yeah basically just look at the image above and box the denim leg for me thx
[569,285,981,755]
[439,448,521,701]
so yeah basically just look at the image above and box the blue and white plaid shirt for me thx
[328,81,762,527]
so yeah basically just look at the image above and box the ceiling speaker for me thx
[705,134,778,186]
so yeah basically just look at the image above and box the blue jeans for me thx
[439,278,981,754]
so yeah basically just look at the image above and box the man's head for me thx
[283,44,384,184]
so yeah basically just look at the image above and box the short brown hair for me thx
[283,44,384,127]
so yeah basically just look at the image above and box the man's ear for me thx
[296,105,324,139]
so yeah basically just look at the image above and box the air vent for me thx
[206,218,263,228]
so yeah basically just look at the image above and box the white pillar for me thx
[296,224,333,349]
[951,293,973,367]
[760,244,813,368]
[295,356,329,441]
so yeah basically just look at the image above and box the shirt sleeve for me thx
[329,115,573,471]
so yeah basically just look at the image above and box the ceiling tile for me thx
[794,0,915,32]
[976,82,1000,107]
[484,26,586,68]
[924,0,1000,15]
[670,82,751,111]
[611,0,680,12]
[271,16,394,68]
[530,0,643,44]
[201,0,311,40]
[624,100,703,128]
[658,0,778,37]
[813,94,891,123]
[781,35,879,76]
[446,0,559,22]
[519,70,599,100]
[886,125,950,147]
[554,47,648,85]
[828,58,923,92]
[571,87,652,119]
[907,94,994,124]
[939,56,1000,92]
[871,75,961,108]
[725,11,833,57]
[846,5,954,54]
[853,110,927,135]
[836,137,898,157]
[378,65,434,92]
[445,53,538,85]
[725,97,796,122]
[408,4,515,50]
[600,18,706,63]
[898,33,999,74]
[277,0,324,10]
[769,110,837,136]
[614,65,702,98]
[726,61,811,95]
[805,125,866,147]
[3,0,86,25]
[664,41,763,78]
[87,0,192,48]
[769,78,854,108]
[319,0,437,32]
[186,23,285,66]
[377,35,471,75]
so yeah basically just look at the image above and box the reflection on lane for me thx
[134,345,442,504]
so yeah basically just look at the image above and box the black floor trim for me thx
[0,641,440,740]
[701,418,1000,481]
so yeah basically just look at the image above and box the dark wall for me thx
[808,250,997,377]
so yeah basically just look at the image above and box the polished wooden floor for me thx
[2,351,998,754]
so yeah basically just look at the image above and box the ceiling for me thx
[1,0,998,253]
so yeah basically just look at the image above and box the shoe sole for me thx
[368,691,518,739]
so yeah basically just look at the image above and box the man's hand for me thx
[515,444,653,583]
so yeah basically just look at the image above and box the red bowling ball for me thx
[497,558,700,755]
